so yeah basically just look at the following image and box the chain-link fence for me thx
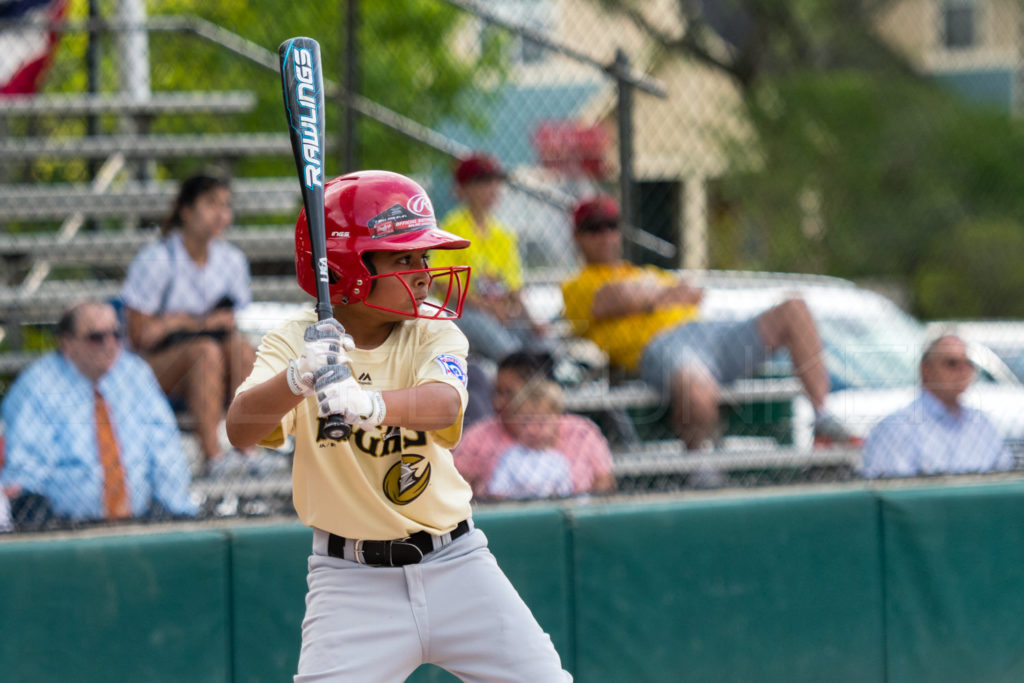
[2,0,1024,533]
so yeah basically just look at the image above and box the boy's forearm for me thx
[226,372,304,448]
[379,383,462,432]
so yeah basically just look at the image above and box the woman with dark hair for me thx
[120,173,255,473]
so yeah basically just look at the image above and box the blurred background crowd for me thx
[3,0,1024,532]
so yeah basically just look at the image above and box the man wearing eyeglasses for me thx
[562,194,851,452]
[1,300,196,529]
[863,332,1011,478]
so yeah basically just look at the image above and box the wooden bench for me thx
[0,91,257,118]
[0,133,292,161]
[0,178,299,222]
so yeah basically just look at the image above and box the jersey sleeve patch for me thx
[434,353,468,386]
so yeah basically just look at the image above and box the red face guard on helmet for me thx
[295,170,472,320]
[358,262,471,320]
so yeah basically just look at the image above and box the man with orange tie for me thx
[1,300,195,529]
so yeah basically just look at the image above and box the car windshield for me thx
[984,346,1024,382]
[814,309,923,390]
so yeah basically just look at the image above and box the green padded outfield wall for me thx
[0,530,230,683]
[880,481,1024,683]
[229,523,311,683]
[571,490,886,683]
[6,483,1024,681]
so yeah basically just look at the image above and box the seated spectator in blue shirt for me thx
[1,300,197,529]
[863,332,1012,478]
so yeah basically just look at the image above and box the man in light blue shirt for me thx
[863,333,1012,478]
[1,301,196,526]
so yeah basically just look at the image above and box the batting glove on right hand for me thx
[286,318,355,396]
[313,366,386,430]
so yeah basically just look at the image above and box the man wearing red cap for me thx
[562,194,849,450]
[431,153,544,364]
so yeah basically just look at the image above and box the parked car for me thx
[927,320,1024,385]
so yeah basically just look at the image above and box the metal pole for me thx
[615,49,635,262]
[87,0,101,135]
[85,0,101,232]
[115,0,150,103]
[115,0,151,186]
[343,0,360,173]
[682,176,708,270]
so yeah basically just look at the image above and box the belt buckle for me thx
[353,539,367,565]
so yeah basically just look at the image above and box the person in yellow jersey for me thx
[430,152,545,363]
[562,194,851,451]
[226,170,570,682]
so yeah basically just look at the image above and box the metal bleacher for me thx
[563,373,861,487]
[0,90,258,118]
[0,178,299,222]
[0,85,310,510]
[0,133,292,161]
[0,86,302,350]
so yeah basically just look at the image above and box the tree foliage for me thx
[593,0,1024,319]
[45,0,505,179]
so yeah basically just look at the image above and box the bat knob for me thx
[323,415,351,441]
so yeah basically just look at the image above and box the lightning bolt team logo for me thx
[382,454,431,505]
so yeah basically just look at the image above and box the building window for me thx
[483,0,552,66]
[519,34,546,65]
[943,1,977,49]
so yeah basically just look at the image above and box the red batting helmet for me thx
[295,170,471,319]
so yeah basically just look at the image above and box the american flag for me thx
[0,0,68,95]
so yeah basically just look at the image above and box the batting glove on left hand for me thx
[313,365,386,430]
[286,319,355,396]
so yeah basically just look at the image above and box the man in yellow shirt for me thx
[562,195,845,450]
[431,153,542,363]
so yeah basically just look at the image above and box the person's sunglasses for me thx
[579,220,620,234]
[81,329,121,344]
[937,357,973,370]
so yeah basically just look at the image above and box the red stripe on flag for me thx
[0,0,68,95]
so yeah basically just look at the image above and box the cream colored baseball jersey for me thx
[237,309,473,540]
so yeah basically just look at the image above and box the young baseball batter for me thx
[226,170,570,682]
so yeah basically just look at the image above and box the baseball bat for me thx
[279,36,351,441]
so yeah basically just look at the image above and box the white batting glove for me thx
[286,319,355,396]
[313,366,386,430]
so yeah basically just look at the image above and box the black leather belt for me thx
[327,520,471,567]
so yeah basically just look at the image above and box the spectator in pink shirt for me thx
[454,351,616,499]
